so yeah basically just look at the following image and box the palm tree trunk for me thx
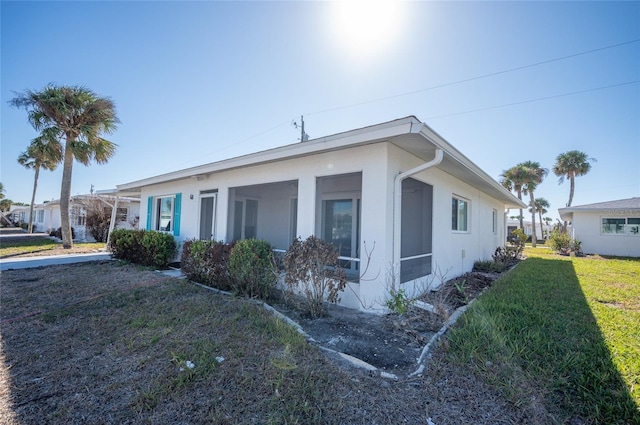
[530,191,537,247]
[60,141,75,249]
[538,209,544,241]
[567,176,575,207]
[561,175,576,234]
[517,189,524,230]
[28,166,40,233]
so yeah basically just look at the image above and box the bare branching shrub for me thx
[76,197,112,242]
[283,236,347,318]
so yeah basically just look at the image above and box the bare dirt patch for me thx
[268,271,501,376]
[1,262,540,424]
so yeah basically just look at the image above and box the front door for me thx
[199,194,217,240]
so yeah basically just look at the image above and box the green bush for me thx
[548,230,583,255]
[385,288,413,315]
[473,259,510,273]
[181,239,235,291]
[108,229,177,268]
[228,238,276,300]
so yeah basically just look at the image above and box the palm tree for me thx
[553,150,596,208]
[520,161,548,247]
[530,197,550,240]
[0,182,5,199]
[10,85,118,248]
[501,164,528,230]
[18,136,62,233]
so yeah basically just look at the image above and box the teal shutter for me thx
[173,193,181,236]
[146,196,153,230]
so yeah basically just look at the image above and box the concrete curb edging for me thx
[409,290,486,377]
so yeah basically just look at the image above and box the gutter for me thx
[393,148,444,286]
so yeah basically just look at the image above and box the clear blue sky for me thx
[2,1,639,222]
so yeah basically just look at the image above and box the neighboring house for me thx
[22,195,140,241]
[114,116,525,311]
[559,197,640,257]
[506,219,552,241]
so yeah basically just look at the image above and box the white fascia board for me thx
[116,117,418,191]
[558,208,574,222]
[414,123,527,209]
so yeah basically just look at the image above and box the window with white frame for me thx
[36,210,44,223]
[452,196,469,232]
[72,206,86,226]
[602,217,640,235]
[116,207,128,222]
[155,196,174,232]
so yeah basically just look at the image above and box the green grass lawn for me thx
[447,247,640,424]
[0,236,105,258]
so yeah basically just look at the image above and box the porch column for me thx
[215,186,229,242]
[295,175,315,239]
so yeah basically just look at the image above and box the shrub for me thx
[108,229,177,268]
[85,207,111,242]
[548,230,571,252]
[50,226,76,240]
[473,259,509,273]
[181,239,235,291]
[385,288,413,315]
[548,230,584,256]
[228,239,276,300]
[283,236,347,318]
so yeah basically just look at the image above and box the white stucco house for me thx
[559,197,640,257]
[12,195,140,241]
[113,116,525,311]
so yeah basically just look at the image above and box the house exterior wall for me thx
[387,144,505,298]
[139,141,510,311]
[571,210,640,257]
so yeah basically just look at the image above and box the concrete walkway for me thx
[0,252,113,271]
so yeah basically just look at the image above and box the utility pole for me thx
[293,115,309,142]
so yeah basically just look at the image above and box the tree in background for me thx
[18,136,62,233]
[520,161,548,248]
[10,84,119,248]
[553,150,596,208]
[500,164,528,230]
[0,199,12,213]
[530,197,550,240]
[0,182,5,199]
[553,150,596,233]
[79,197,112,242]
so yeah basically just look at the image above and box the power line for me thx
[426,80,640,120]
[305,39,640,117]
[172,39,639,168]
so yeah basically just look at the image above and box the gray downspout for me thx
[393,148,444,287]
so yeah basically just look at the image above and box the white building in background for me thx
[113,116,525,311]
[506,219,553,241]
[559,197,640,257]
[10,195,140,241]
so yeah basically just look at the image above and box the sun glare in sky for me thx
[331,0,403,57]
